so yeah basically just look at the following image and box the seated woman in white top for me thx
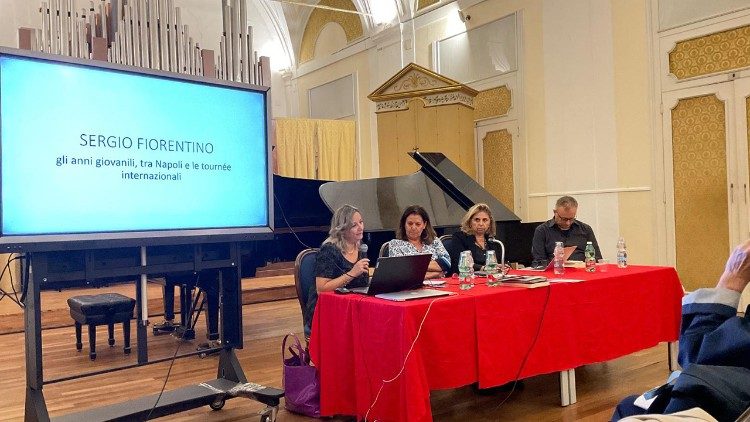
[387,205,451,279]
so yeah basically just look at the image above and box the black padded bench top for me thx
[67,293,135,315]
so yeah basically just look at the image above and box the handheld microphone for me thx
[358,243,370,284]
[487,237,506,268]
[358,243,369,260]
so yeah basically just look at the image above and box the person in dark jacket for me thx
[447,203,504,275]
[612,240,750,421]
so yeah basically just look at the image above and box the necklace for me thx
[475,238,485,250]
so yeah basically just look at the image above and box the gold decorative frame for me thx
[474,86,512,120]
[299,0,363,63]
[668,25,750,80]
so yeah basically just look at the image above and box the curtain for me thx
[274,118,356,181]
[275,118,317,179]
[318,119,356,181]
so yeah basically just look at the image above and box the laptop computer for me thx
[348,253,451,300]
[528,246,576,271]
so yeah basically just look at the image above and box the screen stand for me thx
[22,244,283,422]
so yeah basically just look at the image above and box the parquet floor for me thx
[0,286,671,421]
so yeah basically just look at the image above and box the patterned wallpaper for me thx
[671,94,729,291]
[668,25,750,80]
[482,129,514,210]
[474,86,512,120]
[299,0,363,63]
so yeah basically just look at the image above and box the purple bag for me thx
[282,333,320,417]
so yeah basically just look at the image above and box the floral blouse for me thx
[386,238,450,269]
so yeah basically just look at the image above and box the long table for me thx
[309,265,683,422]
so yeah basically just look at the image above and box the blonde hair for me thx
[460,203,496,237]
[323,204,361,251]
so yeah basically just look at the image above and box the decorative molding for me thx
[423,91,474,108]
[385,69,448,94]
[527,187,652,197]
[369,63,478,112]
[299,0,363,63]
[375,99,409,112]
[668,24,750,80]
[417,0,440,11]
[369,62,478,102]
[474,85,512,120]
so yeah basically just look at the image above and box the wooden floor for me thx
[0,287,672,421]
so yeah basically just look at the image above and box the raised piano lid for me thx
[318,152,520,232]
[273,174,333,230]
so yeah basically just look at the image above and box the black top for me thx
[303,242,368,333]
[446,231,504,275]
[314,243,369,287]
[531,218,602,267]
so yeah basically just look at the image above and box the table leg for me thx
[560,370,569,406]
[559,369,576,406]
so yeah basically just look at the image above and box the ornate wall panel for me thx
[482,129,514,210]
[417,0,440,11]
[474,86,512,120]
[668,25,750,80]
[671,94,728,291]
[299,0,363,63]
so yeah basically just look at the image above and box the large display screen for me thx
[0,48,272,251]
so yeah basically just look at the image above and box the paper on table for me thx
[548,278,584,283]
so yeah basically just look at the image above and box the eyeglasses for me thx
[554,212,575,223]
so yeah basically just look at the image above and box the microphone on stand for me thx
[487,237,506,269]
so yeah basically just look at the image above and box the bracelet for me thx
[344,272,355,279]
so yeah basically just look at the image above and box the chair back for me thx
[439,234,454,252]
[379,242,390,258]
[294,248,319,323]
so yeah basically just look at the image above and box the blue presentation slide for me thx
[0,54,269,235]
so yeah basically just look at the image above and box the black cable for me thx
[273,192,314,250]
[0,254,24,308]
[9,255,25,306]
[0,253,15,304]
[493,284,553,410]
[144,272,202,421]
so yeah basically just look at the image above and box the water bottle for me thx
[617,237,628,268]
[553,241,565,275]
[458,251,474,290]
[485,250,499,285]
[584,241,596,272]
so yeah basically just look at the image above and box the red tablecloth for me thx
[309,265,684,422]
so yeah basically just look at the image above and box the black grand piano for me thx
[245,152,539,274]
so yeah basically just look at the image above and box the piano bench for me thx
[67,293,136,360]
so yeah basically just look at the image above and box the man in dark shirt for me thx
[531,195,602,267]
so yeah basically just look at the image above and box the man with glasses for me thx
[530,195,602,268]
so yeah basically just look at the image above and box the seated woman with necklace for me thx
[303,204,370,336]
[447,203,504,275]
[386,205,451,279]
